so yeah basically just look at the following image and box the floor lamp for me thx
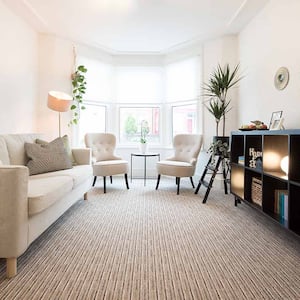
[47,91,72,137]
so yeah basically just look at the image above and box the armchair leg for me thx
[155,174,161,190]
[177,177,180,195]
[176,177,179,185]
[110,176,113,184]
[124,174,129,189]
[92,176,97,186]
[103,176,106,193]
[190,177,195,188]
[6,257,17,278]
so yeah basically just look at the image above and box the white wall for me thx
[0,1,38,134]
[37,35,114,142]
[37,34,74,140]
[239,0,300,129]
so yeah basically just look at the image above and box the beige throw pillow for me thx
[36,135,76,165]
[25,137,72,175]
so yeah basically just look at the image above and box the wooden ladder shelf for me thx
[195,155,230,203]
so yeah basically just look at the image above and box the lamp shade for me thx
[47,91,72,112]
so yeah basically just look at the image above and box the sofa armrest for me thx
[0,165,29,258]
[72,148,91,165]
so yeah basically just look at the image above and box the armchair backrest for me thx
[85,133,117,162]
[172,134,203,164]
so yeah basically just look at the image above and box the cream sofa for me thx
[0,134,92,278]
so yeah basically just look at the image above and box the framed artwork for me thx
[270,117,284,130]
[269,111,283,128]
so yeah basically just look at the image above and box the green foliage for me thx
[69,65,87,126]
[208,139,229,164]
[140,120,149,144]
[206,99,231,136]
[125,116,138,135]
[203,63,242,136]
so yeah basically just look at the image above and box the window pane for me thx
[116,67,163,103]
[78,103,106,146]
[120,107,160,144]
[165,57,200,102]
[172,104,197,136]
[77,56,113,101]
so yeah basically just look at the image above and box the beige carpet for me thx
[0,178,300,300]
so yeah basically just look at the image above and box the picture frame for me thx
[270,117,284,130]
[269,111,283,128]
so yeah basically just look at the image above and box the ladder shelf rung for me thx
[201,180,210,188]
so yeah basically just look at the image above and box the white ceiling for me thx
[5,0,268,54]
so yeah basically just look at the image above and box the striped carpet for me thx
[0,178,299,299]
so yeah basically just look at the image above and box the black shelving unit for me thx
[230,129,300,236]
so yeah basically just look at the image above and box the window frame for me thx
[118,104,162,145]
[171,101,198,137]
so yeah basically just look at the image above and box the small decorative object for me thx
[269,111,283,128]
[239,120,268,130]
[270,117,284,130]
[274,67,289,90]
[140,120,149,154]
[249,148,262,168]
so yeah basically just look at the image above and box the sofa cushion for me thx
[25,137,72,175]
[30,165,92,188]
[28,175,73,215]
[36,135,77,166]
[3,134,42,165]
[0,136,10,165]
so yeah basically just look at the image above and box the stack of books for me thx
[274,189,288,224]
[238,156,245,165]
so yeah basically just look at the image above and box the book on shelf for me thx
[238,156,245,165]
[274,189,288,222]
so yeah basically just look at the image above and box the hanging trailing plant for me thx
[69,65,87,125]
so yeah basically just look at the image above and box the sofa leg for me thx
[84,192,88,200]
[103,176,106,193]
[6,257,17,278]
[177,177,180,195]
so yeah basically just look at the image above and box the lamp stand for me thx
[58,112,61,137]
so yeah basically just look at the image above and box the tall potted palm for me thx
[203,63,242,157]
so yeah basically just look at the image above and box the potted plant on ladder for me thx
[203,63,242,157]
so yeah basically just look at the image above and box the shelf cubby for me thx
[230,135,244,164]
[244,169,262,207]
[230,164,244,199]
[245,135,262,169]
[289,184,300,235]
[289,135,300,183]
[263,134,288,178]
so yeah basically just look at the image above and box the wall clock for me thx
[274,67,289,90]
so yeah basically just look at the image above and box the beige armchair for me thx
[85,133,129,193]
[156,134,203,194]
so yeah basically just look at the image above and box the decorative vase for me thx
[140,143,147,154]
